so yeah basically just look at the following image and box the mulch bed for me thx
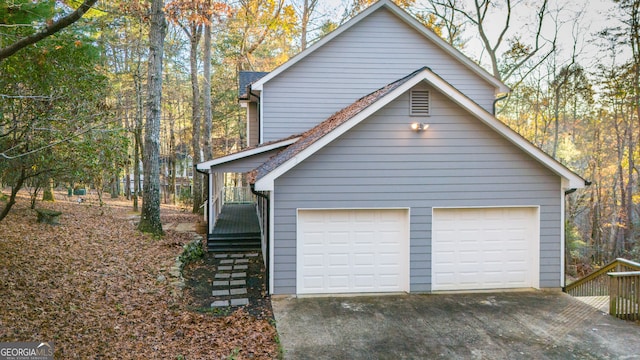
[182,251,274,320]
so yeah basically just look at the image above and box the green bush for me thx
[178,238,204,268]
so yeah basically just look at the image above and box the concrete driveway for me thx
[272,291,640,359]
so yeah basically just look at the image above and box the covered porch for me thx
[198,138,297,254]
[207,187,261,252]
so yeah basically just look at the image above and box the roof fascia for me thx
[419,70,585,188]
[255,68,585,190]
[382,3,509,94]
[251,0,508,94]
[254,69,430,191]
[196,137,299,172]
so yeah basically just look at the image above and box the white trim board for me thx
[254,68,586,191]
[196,137,299,171]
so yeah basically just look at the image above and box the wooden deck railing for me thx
[565,258,640,296]
[223,187,255,204]
[609,271,640,320]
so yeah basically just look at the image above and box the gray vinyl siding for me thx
[261,7,497,142]
[271,83,562,294]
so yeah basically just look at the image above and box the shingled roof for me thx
[238,71,269,99]
[247,67,428,183]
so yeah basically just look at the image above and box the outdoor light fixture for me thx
[411,122,429,131]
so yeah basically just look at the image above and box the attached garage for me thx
[432,207,540,291]
[296,209,410,295]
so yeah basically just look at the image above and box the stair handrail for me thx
[564,258,640,296]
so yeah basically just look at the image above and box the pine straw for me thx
[0,191,278,359]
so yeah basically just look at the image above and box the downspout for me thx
[195,166,210,238]
[492,93,509,115]
[250,184,270,294]
[562,181,591,290]
[249,85,261,144]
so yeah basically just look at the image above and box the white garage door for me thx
[432,207,539,291]
[297,209,409,295]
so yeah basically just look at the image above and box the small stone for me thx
[233,265,248,270]
[214,254,228,259]
[230,298,249,306]
[213,281,229,286]
[246,253,258,257]
[218,266,233,271]
[230,288,247,295]
[230,280,246,286]
[215,273,231,279]
[170,281,185,289]
[156,274,166,283]
[231,272,246,278]
[211,300,229,307]
[220,259,234,264]
[212,289,230,296]
[235,259,249,264]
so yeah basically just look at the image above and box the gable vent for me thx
[410,90,430,116]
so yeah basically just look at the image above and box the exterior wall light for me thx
[411,122,429,131]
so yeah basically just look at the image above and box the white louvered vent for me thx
[410,90,430,116]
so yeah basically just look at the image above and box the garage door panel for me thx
[328,254,349,266]
[433,207,539,291]
[354,253,375,266]
[328,276,349,289]
[298,209,409,294]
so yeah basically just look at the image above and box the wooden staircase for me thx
[565,258,640,320]
[207,232,261,252]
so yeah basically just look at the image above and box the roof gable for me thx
[251,0,508,94]
[253,68,586,191]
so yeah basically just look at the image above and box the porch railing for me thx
[609,271,640,320]
[223,186,255,204]
[565,258,640,297]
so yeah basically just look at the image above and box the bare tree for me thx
[138,0,167,235]
[423,0,466,47]
[293,0,320,50]
[203,22,213,162]
[431,0,555,87]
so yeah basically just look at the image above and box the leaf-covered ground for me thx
[0,191,279,359]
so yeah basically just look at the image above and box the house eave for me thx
[196,137,300,172]
[253,68,586,190]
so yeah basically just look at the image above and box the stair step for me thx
[209,233,261,240]
[207,239,261,252]
[208,246,261,252]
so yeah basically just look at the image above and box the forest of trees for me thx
[1,0,640,271]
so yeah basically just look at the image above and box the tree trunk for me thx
[189,24,204,214]
[110,173,119,198]
[169,111,177,205]
[203,23,213,162]
[132,67,144,212]
[42,177,55,201]
[0,168,26,222]
[138,0,165,236]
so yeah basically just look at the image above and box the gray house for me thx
[197,0,587,296]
